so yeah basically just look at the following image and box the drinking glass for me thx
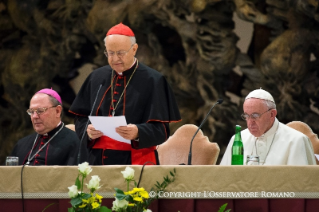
[6,156,19,166]
[246,155,259,165]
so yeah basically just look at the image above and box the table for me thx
[1,165,318,212]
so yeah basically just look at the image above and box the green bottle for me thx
[231,125,244,165]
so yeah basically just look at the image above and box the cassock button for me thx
[113,99,117,102]
[116,83,121,86]
[41,142,44,145]
[114,91,118,94]
[103,156,108,159]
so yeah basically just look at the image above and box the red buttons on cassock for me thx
[113,99,117,102]
[116,83,121,86]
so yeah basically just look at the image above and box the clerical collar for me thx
[42,121,63,137]
[115,58,137,76]
[255,118,279,139]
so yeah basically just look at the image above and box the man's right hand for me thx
[87,124,103,140]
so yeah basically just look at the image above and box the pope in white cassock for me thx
[220,88,316,165]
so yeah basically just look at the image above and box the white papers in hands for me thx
[88,115,130,144]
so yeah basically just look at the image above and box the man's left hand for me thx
[116,124,139,140]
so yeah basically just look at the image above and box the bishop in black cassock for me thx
[10,88,87,165]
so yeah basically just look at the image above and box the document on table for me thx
[88,115,130,144]
[315,154,319,161]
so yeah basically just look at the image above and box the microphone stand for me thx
[187,99,223,165]
[77,84,102,164]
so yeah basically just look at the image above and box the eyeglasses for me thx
[26,106,57,116]
[241,108,272,121]
[104,44,134,58]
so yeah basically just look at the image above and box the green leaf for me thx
[170,171,174,177]
[225,209,231,212]
[116,193,127,200]
[70,197,82,206]
[218,203,228,212]
[99,206,112,212]
[82,193,91,199]
[68,207,75,212]
[75,177,81,190]
[125,195,134,202]
[42,202,56,212]
[114,188,124,194]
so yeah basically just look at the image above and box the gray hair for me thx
[48,95,63,118]
[104,36,136,45]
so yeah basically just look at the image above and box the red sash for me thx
[92,136,157,165]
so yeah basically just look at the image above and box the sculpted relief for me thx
[0,0,318,163]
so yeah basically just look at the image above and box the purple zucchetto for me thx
[36,88,62,104]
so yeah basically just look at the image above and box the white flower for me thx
[121,166,135,181]
[112,198,128,211]
[78,162,92,177]
[68,185,78,198]
[87,175,101,191]
[143,209,152,212]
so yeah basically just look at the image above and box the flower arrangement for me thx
[112,166,176,212]
[68,162,111,212]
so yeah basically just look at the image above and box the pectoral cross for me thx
[112,110,115,117]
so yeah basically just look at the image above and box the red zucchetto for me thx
[106,23,135,36]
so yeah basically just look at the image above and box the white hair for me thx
[104,36,136,45]
[263,99,276,110]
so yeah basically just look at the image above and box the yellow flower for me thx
[133,187,145,192]
[91,202,100,209]
[140,190,149,199]
[82,199,89,203]
[86,196,95,204]
[128,203,135,207]
[133,196,143,202]
[124,190,135,195]
[79,203,87,208]
[96,193,103,203]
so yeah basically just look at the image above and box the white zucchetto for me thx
[245,88,275,103]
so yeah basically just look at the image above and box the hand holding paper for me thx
[89,116,130,144]
[116,124,139,140]
[87,124,103,140]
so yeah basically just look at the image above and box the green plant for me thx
[217,203,231,212]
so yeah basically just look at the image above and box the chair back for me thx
[286,121,319,165]
[157,124,220,165]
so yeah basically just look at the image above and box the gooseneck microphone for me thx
[187,99,223,165]
[77,84,103,164]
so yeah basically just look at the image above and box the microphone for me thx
[187,99,223,165]
[77,84,103,164]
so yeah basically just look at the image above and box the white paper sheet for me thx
[315,154,319,161]
[88,116,130,144]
